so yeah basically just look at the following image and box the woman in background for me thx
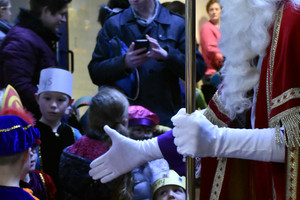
[199,0,223,102]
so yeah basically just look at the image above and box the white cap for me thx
[37,68,73,97]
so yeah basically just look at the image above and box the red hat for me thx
[128,105,159,127]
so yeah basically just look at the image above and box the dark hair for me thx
[88,86,129,139]
[165,1,185,17]
[107,0,129,9]
[98,0,129,26]
[206,0,220,13]
[30,0,72,15]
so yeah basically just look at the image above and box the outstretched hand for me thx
[89,125,163,183]
[89,125,140,183]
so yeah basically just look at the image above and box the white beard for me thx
[218,0,281,119]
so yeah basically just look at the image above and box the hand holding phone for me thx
[134,39,149,54]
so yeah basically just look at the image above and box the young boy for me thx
[20,145,56,200]
[128,105,170,200]
[34,67,81,199]
[0,115,41,200]
[151,170,186,200]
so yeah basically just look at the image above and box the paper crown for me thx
[128,105,159,127]
[0,115,40,156]
[37,68,73,97]
[151,170,186,196]
[0,84,35,125]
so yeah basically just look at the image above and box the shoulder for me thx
[6,25,40,41]
[158,5,185,23]
[201,21,214,29]
[70,126,83,140]
[2,26,44,51]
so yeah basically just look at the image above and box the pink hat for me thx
[128,105,159,127]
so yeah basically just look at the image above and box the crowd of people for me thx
[1,0,300,200]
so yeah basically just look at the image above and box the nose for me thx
[50,101,57,108]
[61,15,67,23]
[167,191,176,199]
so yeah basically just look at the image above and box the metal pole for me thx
[185,0,196,199]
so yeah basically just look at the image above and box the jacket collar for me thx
[120,3,171,26]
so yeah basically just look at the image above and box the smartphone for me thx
[134,39,149,54]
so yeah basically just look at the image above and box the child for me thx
[151,170,186,200]
[34,68,82,199]
[0,84,56,200]
[128,105,159,140]
[20,145,56,200]
[59,86,132,200]
[0,115,41,200]
[128,105,170,200]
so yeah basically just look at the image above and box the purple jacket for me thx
[0,9,58,119]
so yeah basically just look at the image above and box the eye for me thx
[159,190,167,196]
[58,96,68,102]
[43,96,51,101]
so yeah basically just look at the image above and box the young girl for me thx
[59,86,132,200]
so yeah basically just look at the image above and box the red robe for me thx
[200,1,300,199]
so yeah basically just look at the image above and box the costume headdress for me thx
[37,68,73,97]
[0,115,40,155]
[128,105,159,127]
[0,84,35,125]
[151,170,186,196]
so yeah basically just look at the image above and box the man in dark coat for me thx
[88,0,206,127]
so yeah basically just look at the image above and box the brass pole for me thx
[185,0,196,199]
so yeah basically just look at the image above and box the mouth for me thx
[48,112,58,115]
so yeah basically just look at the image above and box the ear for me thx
[41,6,50,15]
[22,149,30,164]
[34,93,39,102]
[69,98,74,106]
[122,119,128,128]
[40,6,51,21]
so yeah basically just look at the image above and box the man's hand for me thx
[124,42,149,68]
[146,34,168,61]
[171,108,217,158]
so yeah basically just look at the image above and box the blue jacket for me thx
[88,4,206,127]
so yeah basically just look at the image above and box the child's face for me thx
[129,125,154,140]
[36,91,71,123]
[29,147,38,171]
[154,185,186,200]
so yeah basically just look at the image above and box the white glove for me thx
[171,108,285,162]
[89,125,163,183]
